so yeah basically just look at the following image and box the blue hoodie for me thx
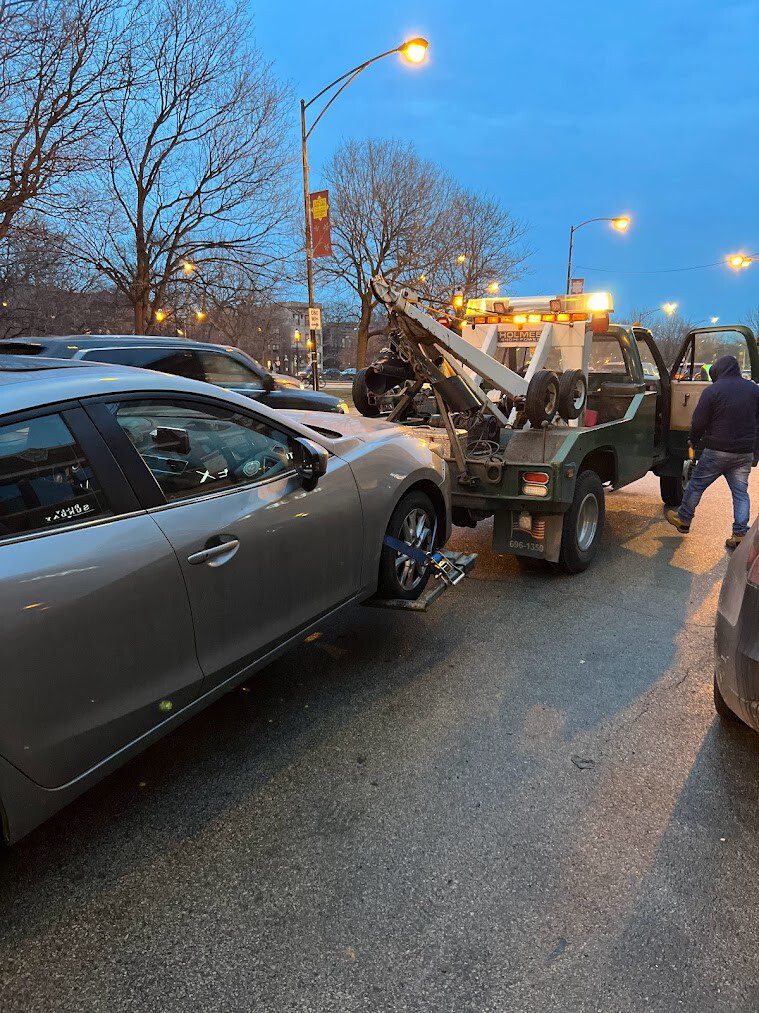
[690,354,759,456]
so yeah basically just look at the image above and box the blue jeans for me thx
[678,448,753,535]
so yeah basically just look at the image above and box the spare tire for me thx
[352,367,381,417]
[557,369,587,421]
[525,369,559,428]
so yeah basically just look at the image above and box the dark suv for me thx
[0,335,348,414]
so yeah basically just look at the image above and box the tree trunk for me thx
[354,295,373,370]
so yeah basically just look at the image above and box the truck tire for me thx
[525,369,559,428]
[378,490,438,600]
[352,368,381,417]
[660,474,685,507]
[557,369,587,421]
[560,470,605,573]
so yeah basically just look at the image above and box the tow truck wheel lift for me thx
[368,276,625,573]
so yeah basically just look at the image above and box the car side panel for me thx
[0,515,204,788]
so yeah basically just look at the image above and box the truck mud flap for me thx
[364,548,477,613]
[493,510,563,563]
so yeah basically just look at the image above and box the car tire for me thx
[557,369,587,421]
[560,469,605,573]
[660,472,687,507]
[378,491,438,600]
[352,368,381,417]
[714,671,742,725]
[525,369,559,429]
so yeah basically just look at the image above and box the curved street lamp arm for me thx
[571,216,615,233]
[304,47,400,111]
[306,66,367,140]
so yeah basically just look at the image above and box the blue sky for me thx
[254,0,759,323]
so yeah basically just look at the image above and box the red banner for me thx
[309,190,333,258]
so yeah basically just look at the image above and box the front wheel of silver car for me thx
[378,491,438,600]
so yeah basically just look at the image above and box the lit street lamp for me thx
[300,37,429,389]
[727,253,756,270]
[293,329,302,372]
[662,302,678,317]
[566,215,631,294]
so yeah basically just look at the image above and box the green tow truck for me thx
[365,279,759,572]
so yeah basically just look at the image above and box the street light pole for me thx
[300,98,319,390]
[300,38,428,391]
[565,215,631,293]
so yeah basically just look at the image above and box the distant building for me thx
[322,320,358,369]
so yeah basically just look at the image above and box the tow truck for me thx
[354,279,759,572]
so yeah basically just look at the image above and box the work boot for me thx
[726,534,744,550]
[665,508,690,534]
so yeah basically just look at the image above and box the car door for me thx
[87,394,364,689]
[0,405,203,789]
[669,325,759,434]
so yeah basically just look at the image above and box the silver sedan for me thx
[0,356,450,844]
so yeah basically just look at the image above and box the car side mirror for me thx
[292,437,328,488]
[151,426,190,455]
[262,372,276,392]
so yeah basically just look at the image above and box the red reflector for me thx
[523,471,549,484]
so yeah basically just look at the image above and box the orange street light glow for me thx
[400,37,428,64]
[487,282,499,294]
[663,302,678,316]
[728,253,753,269]
[612,216,631,232]
[182,260,196,275]
[155,309,166,323]
[456,254,467,264]
[195,310,207,321]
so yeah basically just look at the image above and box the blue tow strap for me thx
[383,534,439,567]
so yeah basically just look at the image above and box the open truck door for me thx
[658,325,759,507]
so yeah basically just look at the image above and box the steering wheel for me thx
[236,444,290,482]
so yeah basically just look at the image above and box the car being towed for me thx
[0,355,450,844]
[0,334,349,414]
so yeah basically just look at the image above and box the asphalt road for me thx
[2,470,759,1012]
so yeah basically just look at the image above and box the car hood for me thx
[281,409,405,443]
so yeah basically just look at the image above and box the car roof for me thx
[7,334,245,354]
[0,358,318,444]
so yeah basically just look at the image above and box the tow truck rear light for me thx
[522,471,550,496]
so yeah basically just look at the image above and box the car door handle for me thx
[187,537,240,566]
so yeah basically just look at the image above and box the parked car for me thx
[715,517,759,731]
[341,367,357,380]
[0,335,349,415]
[322,368,343,381]
[0,354,450,843]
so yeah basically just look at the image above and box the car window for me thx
[81,346,204,380]
[675,329,753,381]
[106,399,294,502]
[0,414,111,539]
[589,334,629,376]
[195,351,265,391]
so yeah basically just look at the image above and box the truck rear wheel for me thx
[352,368,381,417]
[560,470,605,573]
[660,473,685,507]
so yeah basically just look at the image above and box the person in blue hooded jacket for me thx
[666,354,759,548]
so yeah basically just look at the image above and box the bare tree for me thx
[0,0,123,242]
[415,190,530,311]
[70,0,293,334]
[743,304,759,337]
[320,138,530,368]
[320,139,458,368]
[0,216,131,338]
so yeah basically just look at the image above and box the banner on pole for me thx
[309,190,333,258]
